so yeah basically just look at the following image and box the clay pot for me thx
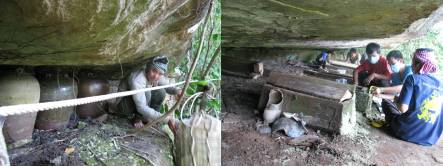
[263,89,283,124]
[0,70,40,148]
[35,73,77,130]
[76,79,109,119]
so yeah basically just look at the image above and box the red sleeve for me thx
[355,61,368,74]
[381,58,392,78]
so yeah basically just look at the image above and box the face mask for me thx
[369,55,380,64]
[390,63,400,73]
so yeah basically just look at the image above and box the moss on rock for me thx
[0,0,209,66]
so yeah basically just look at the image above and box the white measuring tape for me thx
[0,80,198,117]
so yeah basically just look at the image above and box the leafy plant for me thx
[391,29,443,78]
[172,0,221,119]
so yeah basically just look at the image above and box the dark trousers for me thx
[313,60,327,69]
[381,99,402,124]
[358,71,390,87]
[117,89,166,122]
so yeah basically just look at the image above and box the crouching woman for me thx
[386,48,443,146]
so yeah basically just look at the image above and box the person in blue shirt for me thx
[372,50,413,100]
[313,50,333,69]
[383,48,443,146]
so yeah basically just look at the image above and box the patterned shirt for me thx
[390,74,443,145]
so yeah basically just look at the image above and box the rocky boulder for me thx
[0,0,210,66]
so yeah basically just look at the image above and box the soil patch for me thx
[9,115,173,166]
[221,75,443,166]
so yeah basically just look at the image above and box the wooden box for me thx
[258,72,356,134]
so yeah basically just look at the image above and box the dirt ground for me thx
[221,75,443,166]
[8,115,174,166]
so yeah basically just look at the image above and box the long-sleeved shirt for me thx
[120,67,179,121]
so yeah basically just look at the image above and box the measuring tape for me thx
[0,80,197,117]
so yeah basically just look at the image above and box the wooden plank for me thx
[222,75,265,95]
[267,72,351,101]
[221,56,255,73]
[303,70,353,84]
[222,69,251,78]
[319,61,355,76]
[329,60,358,69]
[257,84,272,111]
[324,65,354,77]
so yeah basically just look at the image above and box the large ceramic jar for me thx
[35,73,77,130]
[76,78,109,119]
[0,70,40,148]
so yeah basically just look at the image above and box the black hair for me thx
[386,50,403,60]
[365,43,381,55]
[349,48,357,53]
[326,50,334,54]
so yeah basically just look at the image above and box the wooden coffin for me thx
[258,72,356,134]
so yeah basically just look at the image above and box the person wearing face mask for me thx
[382,48,443,146]
[116,56,182,130]
[371,50,413,100]
[353,43,391,87]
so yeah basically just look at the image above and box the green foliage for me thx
[390,30,443,78]
[176,0,221,119]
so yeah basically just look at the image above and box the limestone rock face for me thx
[0,0,209,65]
[222,0,443,47]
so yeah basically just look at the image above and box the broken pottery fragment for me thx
[256,121,272,134]
[272,117,307,138]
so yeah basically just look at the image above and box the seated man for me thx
[345,48,361,65]
[372,50,413,100]
[353,43,391,87]
[117,56,182,129]
[384,48,443,146]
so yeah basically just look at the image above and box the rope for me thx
[0,80,197,117]
[180,92,203,121]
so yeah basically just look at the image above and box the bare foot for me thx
[133,119,144,128]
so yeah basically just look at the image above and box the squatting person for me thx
[116,56,182,130]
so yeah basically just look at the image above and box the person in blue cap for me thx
[117,56,182,129]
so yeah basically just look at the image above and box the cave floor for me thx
[8,115,174,166]
[221,75,443,166]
